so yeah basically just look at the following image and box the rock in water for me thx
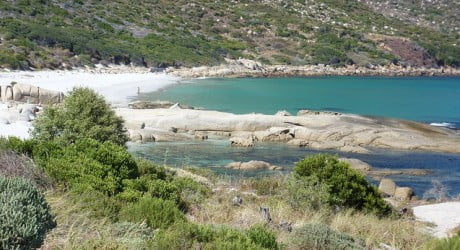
[230,137,254,147]
[224,160,283,171]
[339,158,372,172]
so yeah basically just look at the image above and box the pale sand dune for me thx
[413,202,460,238]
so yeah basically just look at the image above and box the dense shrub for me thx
[294,154,392,216]
[119,197,185,229]
[39,138,138,195]
[152,222,274,249]
[286,175,331,210]
[0,177,55,249]
[171,177,211,207]
[290,224,366,250]
[32,87,128,146]
[247,225,279,249]
[2,137,35,156]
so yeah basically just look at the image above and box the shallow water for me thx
[132,76,460,196]
[129,140,460,198]
[138,76,460,128]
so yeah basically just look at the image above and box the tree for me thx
[32,87,128,146]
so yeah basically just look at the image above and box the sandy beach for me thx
[0,66,181,138]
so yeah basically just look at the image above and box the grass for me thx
[41,191,153,249]
[184,173,432,250]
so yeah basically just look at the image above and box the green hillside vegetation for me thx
[0,0,458,69]
[2,87,455,249]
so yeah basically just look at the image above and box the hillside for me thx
[0,0,459,70]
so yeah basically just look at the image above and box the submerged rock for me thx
[224,161,283,171]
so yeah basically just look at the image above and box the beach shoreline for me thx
[166,59,460,78]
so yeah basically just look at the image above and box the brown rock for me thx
[394,187,414,201]
[379,178,397,197]
[339,158,372,172]
[230,137,254,147]
[224,160,282,171]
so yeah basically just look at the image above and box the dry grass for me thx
[187,175,433,250]
[40,192,152,250]
[0,150,52,189]
[39,171,433,250]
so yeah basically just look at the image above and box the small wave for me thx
[430,122,457,129]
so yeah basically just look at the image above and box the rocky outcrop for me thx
[379,178,397,197]
[128,100,194,110]
[379,178,414,201]
[394,187,414,201]
[0,103,40,124]
[224,161,283,171]
[116,108,460,154]
[168,59,460,78]
[339,158,372,172]
[230,137,254,147]
[0,83,64,104]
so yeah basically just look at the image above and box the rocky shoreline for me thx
[167,59,460,78]
[116,105,460,155]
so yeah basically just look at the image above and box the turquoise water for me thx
[139,76,460,128]
[132,76,460,196]
[129,141,460,198]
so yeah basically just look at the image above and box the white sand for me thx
[0,68,180,104]
[0,68,181,139]
[413,202,460,238]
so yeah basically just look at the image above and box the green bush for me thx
[136,158,170,180]
[152,222,271,249]
[2,137,35,156]
[290,224,365,250]
[119,197,185,229]
[247,225,279,249]
[40,138,138,195]
[171,177,211,207]
[423,235,460,250]
[294,154,392,216]
[0,177,55,249]
[32,87,128,146]
[286,175,331,211]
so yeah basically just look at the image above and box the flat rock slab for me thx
[413,202,460,238]
[116,108,460,154]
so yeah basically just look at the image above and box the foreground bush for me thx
[294,154,392,216]
[290,224,365,250]
[152,222,278,249]
[38,138,138,195]
[0,177,55,249]
[32,87,128,146]
[119,197,185,229]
